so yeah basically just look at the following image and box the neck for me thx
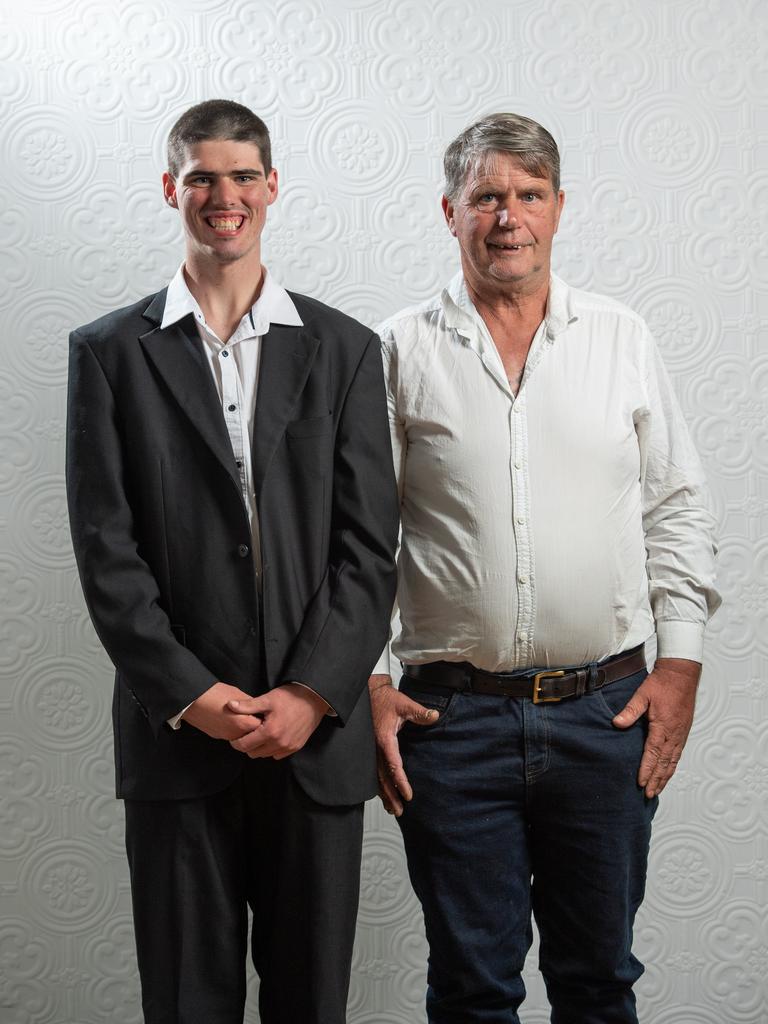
[465,276,550,334]
[183,252,265,338]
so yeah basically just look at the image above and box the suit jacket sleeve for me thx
[277,332,399,723]
[66,329,218,732]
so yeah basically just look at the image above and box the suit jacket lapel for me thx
[252,323,321,496]
[138,292,240,487]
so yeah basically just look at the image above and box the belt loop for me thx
[574,669,587,698]
[461,666,474,693]
[585,661,599,694]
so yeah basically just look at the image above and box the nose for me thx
[211,176,238,207]
[497,205,519,228]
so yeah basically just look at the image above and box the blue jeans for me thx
[397,668,657,1024]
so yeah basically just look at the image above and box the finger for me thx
[612,688,650,729]
[376,741,412,812]
[378,779,403,816]
[387,758,413,803]
[376,745,411,797]
[643,751,681,798]
[376,769,405,816]
[408,704,440,726]
[229,713,265,734]
[378,734,413,802]
[398,693,440,726]
[637,721,681,793]
[227,697,267,715]
[229,723,268,753]
[637,729,664,789]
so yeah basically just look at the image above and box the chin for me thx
[206,246,248,264]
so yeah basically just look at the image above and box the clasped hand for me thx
[183,681,327,759]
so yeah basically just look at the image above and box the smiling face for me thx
[162,138,278,272]
[442,151,564,300]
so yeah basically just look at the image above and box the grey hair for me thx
[443,112,560,201]
[167,99,272,178]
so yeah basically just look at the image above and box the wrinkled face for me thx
[442,151,564,296]
[162,139,278,267]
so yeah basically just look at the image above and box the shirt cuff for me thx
[371,644,392,677]
[655,620,706,662]
[167,702,194,731]
[291,682,337,717]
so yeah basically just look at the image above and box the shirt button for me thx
[228,404,237,412]
[238,544,249,558]
[514,460,522,470]
[221,349,229,358]
[517,516,525,525]
[519,575,528,585]
[236,460,242,468]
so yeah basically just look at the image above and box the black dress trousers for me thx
[124,755,364,1024]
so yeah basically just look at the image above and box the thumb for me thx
[613,688,650,729]
[228,695,267,714]
[403,697,439,726]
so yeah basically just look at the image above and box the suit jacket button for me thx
[238,544,249,558]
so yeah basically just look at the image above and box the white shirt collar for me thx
[440,271,578,340]
[161,264,304,334]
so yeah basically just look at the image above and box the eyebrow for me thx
[183,168,264,180]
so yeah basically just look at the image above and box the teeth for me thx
[208,217,243,231]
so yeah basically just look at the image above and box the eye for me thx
[235,174,257,183]
[521,192,540,203]
[476,193,497,205]
[188,175,211,186]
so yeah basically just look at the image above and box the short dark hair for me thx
[443,112,560,200]
[166,99,272,177]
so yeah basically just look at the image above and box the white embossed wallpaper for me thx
[0,0,766,1021]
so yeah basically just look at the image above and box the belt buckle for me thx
[532,670,565,704]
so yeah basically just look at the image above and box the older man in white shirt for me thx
[369,112,719,1024]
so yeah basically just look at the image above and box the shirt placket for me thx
[511,390,534,667]
[510,324,553,668]
[473,314,539,670]
[218,339,250,513]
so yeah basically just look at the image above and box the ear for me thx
[162,172,178,209]
[553,189,565,233]
[441,194,456,237]
[266,167,278,206]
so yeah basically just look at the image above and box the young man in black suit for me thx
[66,99,399,1024]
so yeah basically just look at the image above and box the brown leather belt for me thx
[402,645,646,704]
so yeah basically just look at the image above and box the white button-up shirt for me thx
[375,273,720,675]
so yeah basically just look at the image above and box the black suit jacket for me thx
[66,287,399,805]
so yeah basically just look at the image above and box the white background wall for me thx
[1,0,766,1021]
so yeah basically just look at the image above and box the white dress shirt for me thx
[161,265,320,727]
[374,273,720,676]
